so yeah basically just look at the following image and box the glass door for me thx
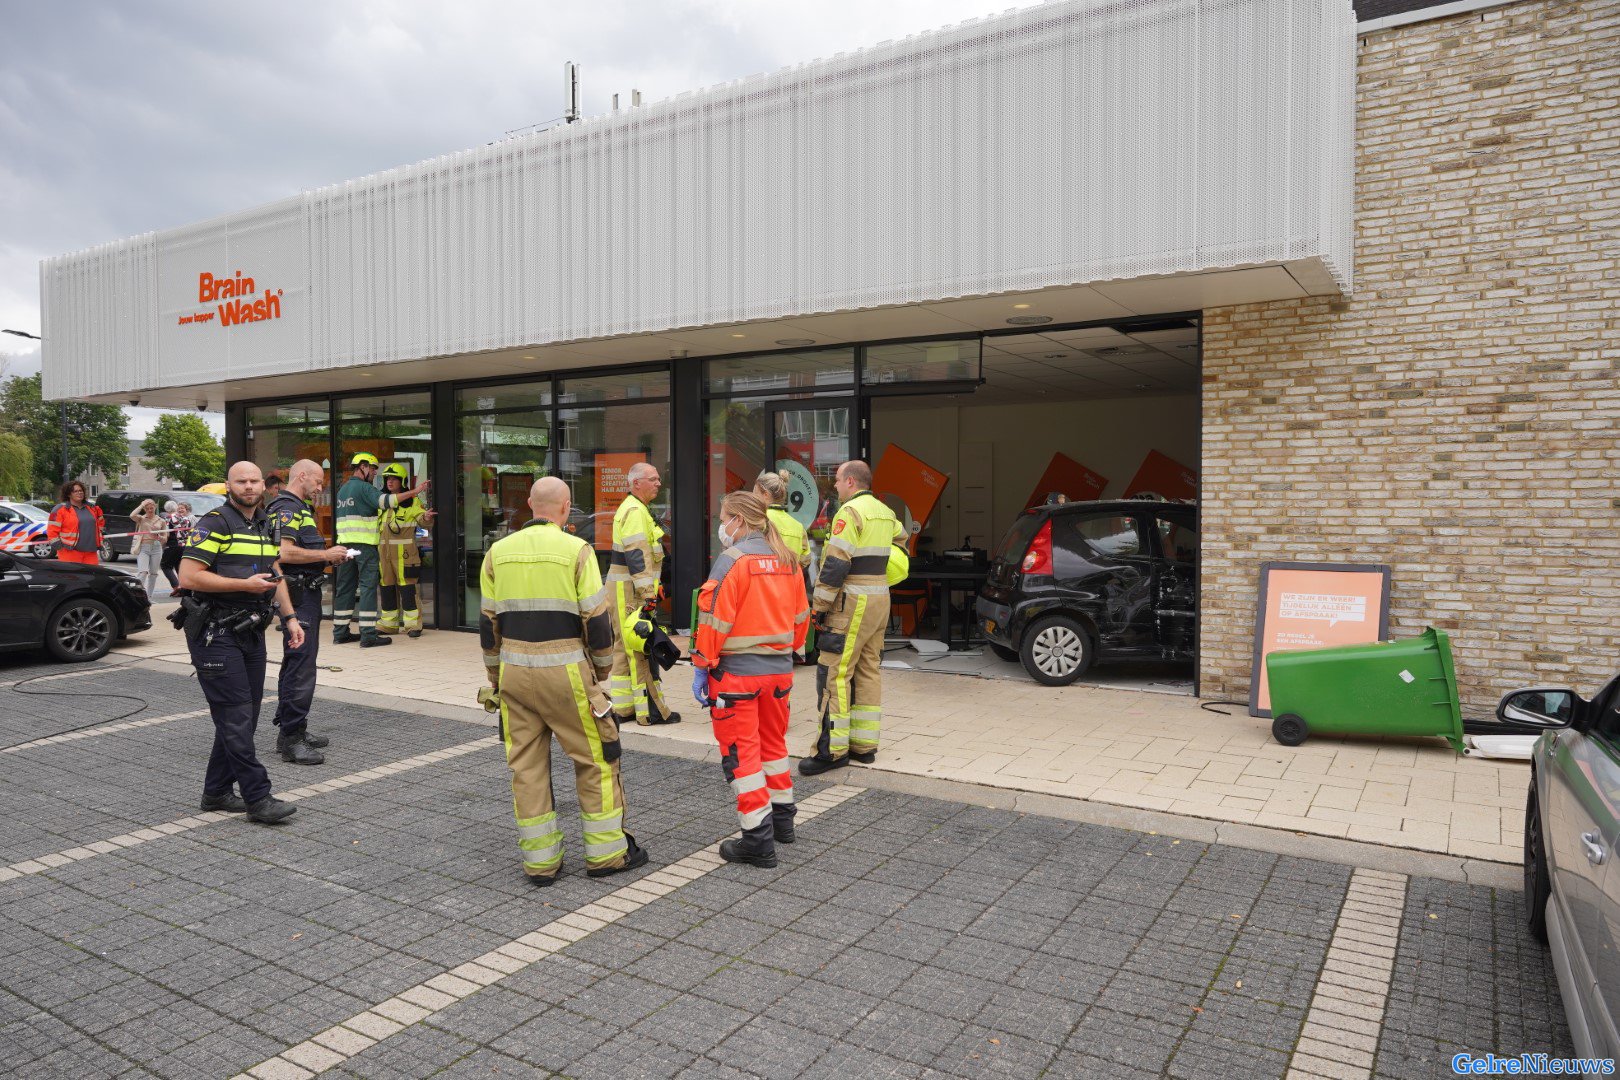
[766,398,855,553]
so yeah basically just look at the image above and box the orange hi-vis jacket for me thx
[693,534,810,677]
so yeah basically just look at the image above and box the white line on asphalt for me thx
[1286,867,1407,1080]
[235,784,867,1080]
[0,708,211,755]
[0,736,499,884]
[0,664,136,690]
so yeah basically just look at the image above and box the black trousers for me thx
[272,587,322,735]
[192,627,271,804]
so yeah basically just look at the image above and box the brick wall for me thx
[1200,0,1619,714]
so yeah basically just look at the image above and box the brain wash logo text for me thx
[178,270,284,328]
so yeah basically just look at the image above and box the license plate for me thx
[984,619,996,634]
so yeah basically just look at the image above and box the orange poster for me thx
[872,445,949,554]
[1250,563,1392,716]
[1024,453,1107,510]
[1123,450,1198,501]
[594,452,647,550]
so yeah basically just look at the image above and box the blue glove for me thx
[692,667,711,709]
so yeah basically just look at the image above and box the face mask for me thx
[717,520,733,547]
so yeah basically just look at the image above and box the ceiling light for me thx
[775,338,815,347]
[730,333,746,339]
[1012,303,1032,310]
[521,355,537,360]
[1006,315,1052,326]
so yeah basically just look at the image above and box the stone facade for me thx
[1200,0,1619,714]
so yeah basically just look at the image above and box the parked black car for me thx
[0,550,153,662]
[975,499,1197,685]
[95,489,225,561]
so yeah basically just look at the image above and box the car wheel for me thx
[101,540,118,562]
[44,598,116,663]
[1525,779,1551,945]
[1272,713,1309,747]
[31,543,53,558]
[1020,616,1093,686]
[990,643,1019,663]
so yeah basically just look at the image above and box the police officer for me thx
[799,459,900,776]
[269,459,348,765]
[178,461,304,824]
[607,462,679,726]
[481,476,649,885]
[332,452,428,647]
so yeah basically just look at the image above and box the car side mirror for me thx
[1497,687,1579,730]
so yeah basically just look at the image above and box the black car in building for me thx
[0,550,152,662]
[976,500,1198,686]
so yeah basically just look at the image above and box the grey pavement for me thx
[0,655,1575,1079]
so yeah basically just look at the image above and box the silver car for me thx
[1510,678,1620,1058]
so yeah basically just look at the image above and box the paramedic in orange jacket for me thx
[691,490,810,868]
[47,480,104,566]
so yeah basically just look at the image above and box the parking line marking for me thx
[0,735,498,882]
[0,708,212,755]
[1285,867,1407,1080]
[234,784,867,1079]
[0,665,134,690]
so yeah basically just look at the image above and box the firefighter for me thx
[692,490,809,867]
[177,461,303,824]
[481,476,649,884]
[332,452,428,647]
[607,462,679,726]
[377,463,433,637]
[799,460,899,776]
[268,458,348,765]
[47,480,104,566]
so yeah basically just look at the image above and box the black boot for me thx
[278,731,324,765]
[773,808,797,845]
[301,729,330,749]
[587,833,650,878]
[720,822,778,868]
[798,755,847,777]
[199,791,247,813]
[359,633,392,648]
[407,629,422,638]
[332,629,358,645]
[850,750,876,764]
[246,796,297,824]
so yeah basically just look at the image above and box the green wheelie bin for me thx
[1264,627,1466,754]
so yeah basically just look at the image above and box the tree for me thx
[0,373,128,494]
[141,413,225,491]
[0,431,33,499]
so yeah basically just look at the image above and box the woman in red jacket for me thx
[692,490,810,868]
[47,480,104,566]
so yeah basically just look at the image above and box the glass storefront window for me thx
[863,338,980,386]
[558,370,670,404]
[706,348,854,396]
[336,390,436,627]
[457,384,554,623]
[705,396,850,562]
[245,399,332,534]
[557,402,672,578]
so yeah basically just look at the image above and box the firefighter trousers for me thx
[814,591,889,761]
[609,584,672,725]
[500,661,629,879]
[332,544,380,638]
[378,541,420,631]
[709,670,795,846]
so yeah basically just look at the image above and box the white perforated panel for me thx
[42,0,1355,400]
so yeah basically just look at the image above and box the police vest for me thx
[334,476,382,546]
[480,520,615,672]
[181,501,280,610]
[767,506,811,567]
[268,491,324,551]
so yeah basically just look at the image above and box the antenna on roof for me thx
[563,62,580,123]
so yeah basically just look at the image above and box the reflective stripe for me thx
[590,650,615,669]
[813,585,840,603]
[730,772,767,796]
[520,842,562,868]
[499,648,587,668]
[795,609,811,624]
[761,757,790,774]
[725,632,794,649]
[698,611,734,634]
[825,536,855,556]
[494,597,580,614]
[843,583,889,595]
[517,817,559,841]
[616,531,647,545]
[483,655,501,669]
[739,805,770,829]
[768,788,795,805]
[583,835,628,862]
[851,545,892,558]
[578,584,608,614]
[581,808,623,834]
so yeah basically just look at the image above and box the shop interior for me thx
[868,319,1200,692]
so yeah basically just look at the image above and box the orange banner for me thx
[873,445,949,554]
[594,452,647,550]
[1123,450,1198,501]
[1024,452,1107,510]
[1250,563,1392,716]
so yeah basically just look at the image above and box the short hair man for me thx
[606,462,679,726]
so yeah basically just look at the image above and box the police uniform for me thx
[481,518,645,883]
[182,502,283,809]
[607,493,677,725]
[803,490,899,772]
[268,489,329,755]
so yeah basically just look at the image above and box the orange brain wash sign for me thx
[179,270,285,328]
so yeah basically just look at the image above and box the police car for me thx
[0,502,56,559]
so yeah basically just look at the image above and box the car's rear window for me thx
[993,512,1045,563]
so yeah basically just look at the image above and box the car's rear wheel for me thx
[1020,615,1093,686]
[1525,779,1551,945]
[989,643,1019,663]
[44,598,116,663]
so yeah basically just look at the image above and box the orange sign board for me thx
[1024,452,1107,510]
[594,452,648,551]
[872,445,949,554]
[178,270,286,328]
[1123,450,1198,501]
[1249,563,1392,717]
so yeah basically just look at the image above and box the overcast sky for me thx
[0,0,1004,439]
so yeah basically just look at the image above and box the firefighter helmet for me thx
[350,451,380,467]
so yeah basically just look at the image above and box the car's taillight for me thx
[1021,521,1053,575]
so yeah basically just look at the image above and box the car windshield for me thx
[3,502,48,523]
[993,512,1045,563]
